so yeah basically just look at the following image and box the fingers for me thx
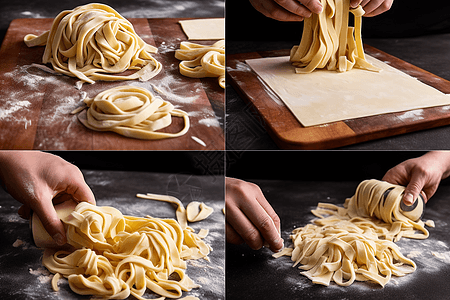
[402,170,427,206]
[226,178,283,252]
[50,162,96,206]
[226,222,245,245]
[226,198,265,250]
[250,0,305,21]
[250,0,322,22]
[65,173,96,205]
[350,0,363,8]
[18,204,31,219]
[243,198,283,252]
[288,0,323,15]
[32,196,67,246]
[360,0,393,17]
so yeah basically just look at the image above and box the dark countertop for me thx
[226,34,450,150]
[0,170,225,300]
[226,179,450,300]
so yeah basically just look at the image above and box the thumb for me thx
[402,173,425,206]
[69,182,96,205]
[33,198,67,246]
[61,170,96,205]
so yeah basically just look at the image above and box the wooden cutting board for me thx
[227,47,450,149]
[0,18,224,150]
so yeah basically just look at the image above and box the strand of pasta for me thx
[24,3,162,84]
[175,40,225,88]
[72,85,189,140]
[274,179,432,287]
[43,200,210,299]
[290,0,381,73]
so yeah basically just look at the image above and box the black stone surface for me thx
[226,179,450,300]
[226,150,450,300]
[0,169,225,300]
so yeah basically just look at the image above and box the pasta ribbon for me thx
[186,201,214,222]
[73,85,189,140]
[43,201,210,299]
[24,3,162,83]
[274,179,433,287]
[175,40,225,88]
[290,0,381,73]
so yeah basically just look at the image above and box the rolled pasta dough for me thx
[24,3,162,84]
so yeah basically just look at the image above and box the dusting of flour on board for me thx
[1,64,86,147]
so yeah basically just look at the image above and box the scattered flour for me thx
[0,100,32,121]
[198,118,220,128]
[407,250,422,258]
[29,267,50,277]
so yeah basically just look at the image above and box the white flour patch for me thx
[1,65,83,144]
[397,109,424,121]
[198,117,220,127]
[130,75,200,104]
[228,61,252,73]
[29,267,50,277]
[21,11,45,18]
[158,41,178,54]
[0,100,32,121]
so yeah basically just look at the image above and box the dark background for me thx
[226,150,450,182]
[49,150,224,175]
[227,0,450,42]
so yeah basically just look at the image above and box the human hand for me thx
[249,0,323,21]
[225,177,283,252]
[382,151,450,206]
[0,151,95,246]
[350,0,394,17]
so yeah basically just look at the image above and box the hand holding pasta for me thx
[24,3,162,84]
[351,0,394,17]
[290,0,381,73]
[382,151,450,206]
[249,0,323,21]
[0,151,95,246]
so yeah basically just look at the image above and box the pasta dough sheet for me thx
[246,55,450,127]
[179,18,225,40]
